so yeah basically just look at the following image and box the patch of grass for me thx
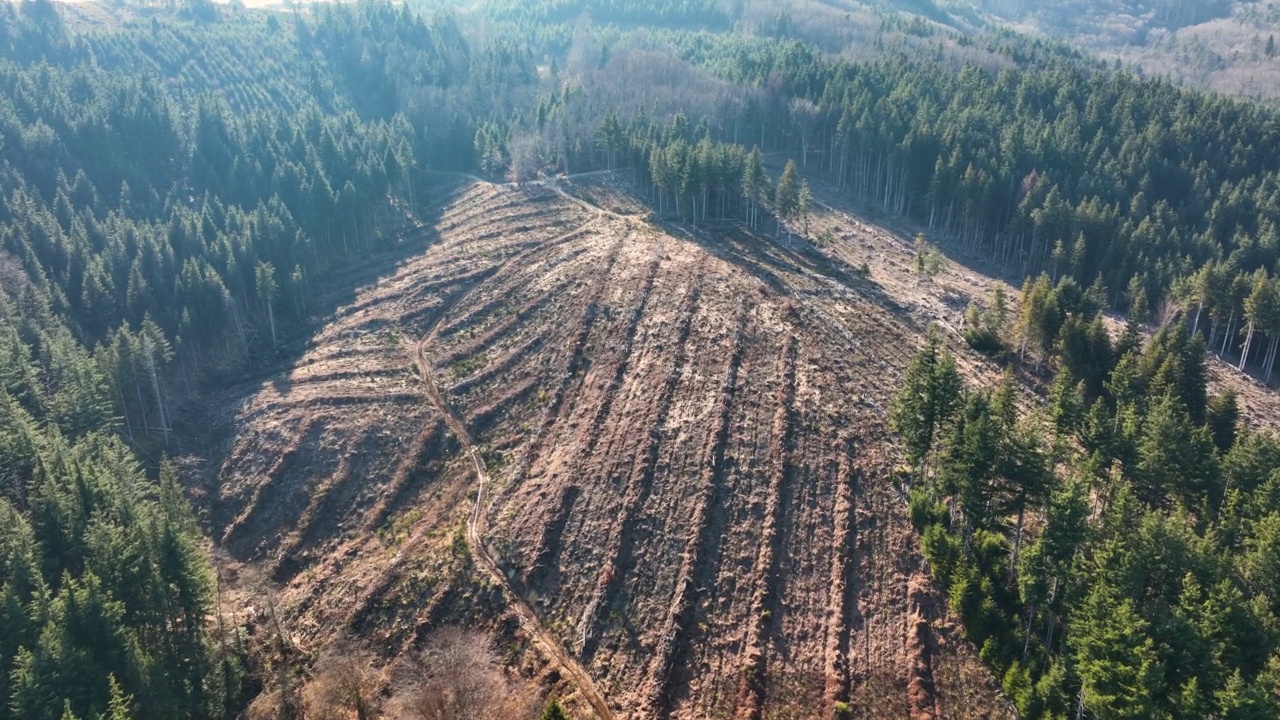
[451,354,485,379]
[378,507,424,546]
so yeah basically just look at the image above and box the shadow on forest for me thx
[172,175,464,453]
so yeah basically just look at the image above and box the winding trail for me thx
[413,335,616,720]
[407,175,617,720]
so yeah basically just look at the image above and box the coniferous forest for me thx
[1,0,1280,717]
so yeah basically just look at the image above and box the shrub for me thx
[922,523,962,588]
[908,487,947,529]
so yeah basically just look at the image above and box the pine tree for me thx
[1018,480,1087,646]
[1243,513,1280,617]
[937,390,1002,534]
[1206,389,1239,453]
[1135,392,1219,509]
[596,113,624,171]
[105,675,133,720]
[1016,274,1060,370]
[891,329,962,476]
[541,698,570,720]
[774,159,799,238]
[741,147,767,230]
[255,261,279,350]
[1071,580,1162,720]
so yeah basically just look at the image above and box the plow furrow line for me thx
[221,418,319,554]
[823,439,860,714]
[578,257,662,461]
[574,262,689,661]
[430,225,595,344]
[438,270,584,372]
[523,484,582,589]
[504,232,627,499]
[643,304,748,719]
[362,419,447,532]
[450,333,545,398]
[272,453,360,582]
[734,333,799,720]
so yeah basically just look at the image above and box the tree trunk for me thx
[1264,333,1274,384]
[1008,499,1026,583]
[1022,604,1035,660]
[267,301,277,349]
[1239,321,1255,372]
[144,335,169,445]
[116,379,134,442]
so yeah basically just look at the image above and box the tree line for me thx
[895,301,1280,718]
[480,23,1280,383]
[0,2,503,717]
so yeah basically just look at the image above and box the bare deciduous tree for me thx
[386,627,538,720]
[303,638,381,720]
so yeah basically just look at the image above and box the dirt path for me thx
[427,169,646,223]
[545,176,650,222]
[408,217,617,719]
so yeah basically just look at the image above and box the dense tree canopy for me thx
[903,314,1280,719]
[0,2,489,716]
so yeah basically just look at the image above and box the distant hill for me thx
[953,0,1280,100]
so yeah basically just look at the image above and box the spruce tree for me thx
[774,159,799,238]
[541,699,570,720]
[891,329,962,475]
[1206,389,1239,453]
[741,147,767,230]
[1071,580,1162,720]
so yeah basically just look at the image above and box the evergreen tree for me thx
[104,676,133,720]
[255,262,279,350]
[891,329,962,475]
[1134,392,1219,509]
[774,159,799,238]
[1207,389,1240,453]
[741,147,767,230]
[1071,579,1163,720]
[541,699,570,720]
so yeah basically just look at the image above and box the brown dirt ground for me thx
[198,173,1045,719]
[792,165,1280,435]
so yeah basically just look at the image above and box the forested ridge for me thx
[2,0,1280,717]
[501,33,1280,376]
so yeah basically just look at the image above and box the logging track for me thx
[401,172,651,720]
[413,311,616,720]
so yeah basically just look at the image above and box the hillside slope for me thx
[204,177,1014,719]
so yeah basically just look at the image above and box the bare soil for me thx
[793,163,1280,435]
[201,173,1035,719]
